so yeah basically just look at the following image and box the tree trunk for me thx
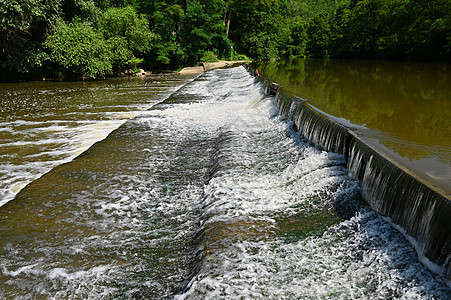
[226,4,232,36]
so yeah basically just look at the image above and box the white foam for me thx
[382,215,447,277]
[169,67,450,299]
[0,78,188,207]
[178,210,450,299]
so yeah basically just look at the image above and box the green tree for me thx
[0,0,61,73]
[329,3,351,57]
[406,0,451,59]
[44,20,112,78]
[3,0,451,78]
[0,0,106,74]
[307,12,332,57]
[145,1,186,67]
[45,5,152,78]
[61,0,100,23]
[98,6,153,70]
[99,6,152,53]
[285,18,308,57]
[323,0,450,60]
[229,0,291,59]
[349,0,411,57]
[182,0,231,65]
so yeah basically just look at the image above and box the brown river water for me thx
[254,58,451,195]
[0,74,195,206]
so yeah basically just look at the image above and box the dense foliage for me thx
[1,0,449,79]
[323,0,451,59]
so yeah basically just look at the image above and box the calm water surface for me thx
[254,59,451,194]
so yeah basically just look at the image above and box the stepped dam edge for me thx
[249,67,451,280]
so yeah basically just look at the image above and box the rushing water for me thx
[0,75,194,206]
[254,59,451,195]
[0,67,450,298]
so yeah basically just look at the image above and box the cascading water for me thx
[0,76,191,207]
[347,138,451,278]
[265,79,451,281]
[274,91,350,154]
[0,67,450,299]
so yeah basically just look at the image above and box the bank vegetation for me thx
[1,0,449,80]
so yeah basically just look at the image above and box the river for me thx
[254,58,451,195]
[0,75,195,206]
[0,67,450,298]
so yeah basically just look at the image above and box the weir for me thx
[254,71,451,279]
[1,67,450,298]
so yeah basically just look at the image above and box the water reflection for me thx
[254,58,451,193]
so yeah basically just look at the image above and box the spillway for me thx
[267,75,451,281]
[0,67,449,298]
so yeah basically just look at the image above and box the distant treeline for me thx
[1,0,449,79]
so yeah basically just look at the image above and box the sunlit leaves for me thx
[44,21,112,78]
[98,6,152,53]
[44,5,152,78]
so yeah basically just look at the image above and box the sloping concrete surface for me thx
[179,60,251,74]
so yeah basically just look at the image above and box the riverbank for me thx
[0,61,252,82]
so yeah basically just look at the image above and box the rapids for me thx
[0,75,192,206]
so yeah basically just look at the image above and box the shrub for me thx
[44,21,112,79]
[199,51,219,62]
[98,6,152,53]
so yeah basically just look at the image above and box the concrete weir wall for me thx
[251,69,451,280]
[179,61,252,74]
